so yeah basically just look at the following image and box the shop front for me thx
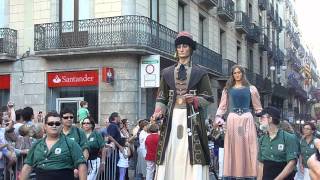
[0,74,10,107]
[47,70,99,123]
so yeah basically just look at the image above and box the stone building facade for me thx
[0,0,317,124]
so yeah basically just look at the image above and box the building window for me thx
[199,15,205,45]
[150,0,159,22]
[59,0,90,22]
[178,2,185,31]
[248,50,253,71]
[249,3,253,22]
[220,29,226,58]
[0,90,9,107]
[237,41,241,64]
[0,0,6,27]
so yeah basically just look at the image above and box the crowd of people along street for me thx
[0,32,320,180]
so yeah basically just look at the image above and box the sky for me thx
[295,0,320,65]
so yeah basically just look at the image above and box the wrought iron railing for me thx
[34,15,223,73]
[247,23,261,43]
[245,68,255,85]
[199,0,218,8]
[255,73,265,90]
[263,78,272,93]
[193,43,222,73]
[222,59,236,76]
[272,83,288,98]
[258,0,268,10]
[217,0,235,22]
[0,28,17,57]
[235,11,250,33]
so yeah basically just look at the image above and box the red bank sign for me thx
[0,75,10,90]
[48,70,99,88]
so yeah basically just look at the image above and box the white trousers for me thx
[146,160,156,180]
[155,108,209,180]
[218,148,224,178]
[87,158,100,180]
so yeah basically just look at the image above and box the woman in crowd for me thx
[215,65,262,179]
[120,119,130,139]
[299,122,318,180]
[257,106,298,180]
[81,117,106,180]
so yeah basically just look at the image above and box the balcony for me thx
[259,34,269,51]
[221,59,236,77]
[199,0,218,8]
[0,28,17,61]
[277,48,285,65]
[288,77,307,100]
[217,0,235,22]
[245,68,255,85]
[34,16,223,74]
[235,11,250,34]
[261,78,272,94]
[292,33,300,48]
[267,4,275,20]
[258,0,268,10]
[192,44,223,73]
[272,83,288,99]
[268,43,277,58]
[247,23,261,43]
[255,73,265,91]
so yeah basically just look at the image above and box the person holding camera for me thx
[257,106,299,180]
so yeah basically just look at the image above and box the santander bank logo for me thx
[48,71,98,87]
[53,75,62,84]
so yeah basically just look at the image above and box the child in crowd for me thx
[77,101,90,124]
[117,138,131,180]
[145,124,159,180]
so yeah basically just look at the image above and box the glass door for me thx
[56,97,84,123]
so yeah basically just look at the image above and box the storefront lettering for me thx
[53,74,94,84]
[48,70,98,87]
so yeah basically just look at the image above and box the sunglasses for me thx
[82,122,91,125]
[62,116,74,119]
[46,121,61,126]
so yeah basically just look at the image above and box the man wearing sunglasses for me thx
[20,112,87,180]
[60,108,89,161]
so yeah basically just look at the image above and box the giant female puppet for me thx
[152,31,214,180]
[215,65,263,179]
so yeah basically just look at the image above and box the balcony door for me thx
[59,0,90,47]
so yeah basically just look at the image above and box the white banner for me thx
[140,55,160,88]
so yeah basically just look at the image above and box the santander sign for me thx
[48,70,98,87]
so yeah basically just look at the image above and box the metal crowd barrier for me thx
[1,147,118,180]
[97,147,118,180]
